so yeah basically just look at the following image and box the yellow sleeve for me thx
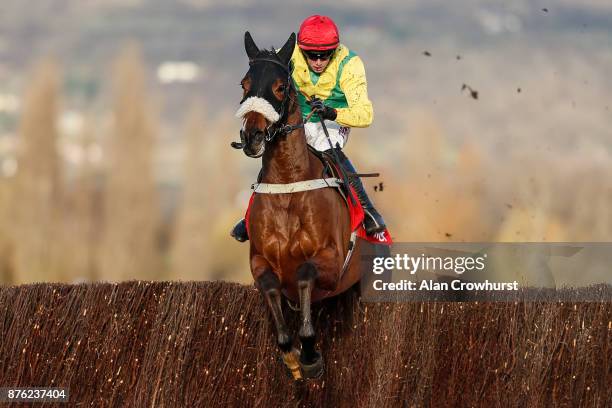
[335,56,374,127]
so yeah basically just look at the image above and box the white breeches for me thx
[304,121,351,152]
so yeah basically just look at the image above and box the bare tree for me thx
[10,59,63,284]
[99,44,160,281]
[169,104,212,280]
[60,120,101,282]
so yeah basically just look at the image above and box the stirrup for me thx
[363,209,386,235]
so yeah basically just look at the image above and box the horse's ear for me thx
[245,31,259,60]
[277,32,296,66]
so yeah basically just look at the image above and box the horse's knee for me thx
[297,262,317,282]
[256,269,280,292]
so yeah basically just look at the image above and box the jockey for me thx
[231,14,386,242]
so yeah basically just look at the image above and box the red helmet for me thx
[297,15,339,51]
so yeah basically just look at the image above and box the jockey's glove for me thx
[309,97,337,121]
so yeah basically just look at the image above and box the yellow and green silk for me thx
[291,44,373,128]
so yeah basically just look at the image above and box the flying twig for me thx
[461,83,479,100]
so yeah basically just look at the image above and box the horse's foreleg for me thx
[296,262,324,378]
[256,269,302,380]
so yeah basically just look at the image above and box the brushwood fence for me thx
[0,282,609,407]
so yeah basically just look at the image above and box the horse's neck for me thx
[261,110,314,184]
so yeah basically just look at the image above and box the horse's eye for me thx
[278,85,286,93]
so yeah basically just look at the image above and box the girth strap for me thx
[252,178,342,194]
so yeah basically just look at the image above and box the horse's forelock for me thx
[251,49,287,69]
[258,48,280,59]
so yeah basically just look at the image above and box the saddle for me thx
[246,146,392,245]
[307,145,352,205]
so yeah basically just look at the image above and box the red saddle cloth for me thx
[244,183,392,245]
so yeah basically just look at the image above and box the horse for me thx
[234,31,373,380]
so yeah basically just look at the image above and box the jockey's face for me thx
[303,49,335,74]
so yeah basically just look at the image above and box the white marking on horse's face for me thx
[235,96,280,123]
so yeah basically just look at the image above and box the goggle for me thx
[303,49,335,61]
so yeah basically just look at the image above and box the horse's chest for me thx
[254,200,321,260]
[266,212,309,247]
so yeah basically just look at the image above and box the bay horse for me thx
[234,31,371,380]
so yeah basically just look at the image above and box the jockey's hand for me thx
[309,97,337,121]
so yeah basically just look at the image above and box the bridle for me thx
[232,57,304,152]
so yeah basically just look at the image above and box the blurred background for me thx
[0,0,610,285]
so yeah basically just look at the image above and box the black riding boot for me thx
[231,169,265,242]
[231,218,249,242]
[330,149,386,235]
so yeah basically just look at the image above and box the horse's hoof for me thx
[299,353,324,379]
